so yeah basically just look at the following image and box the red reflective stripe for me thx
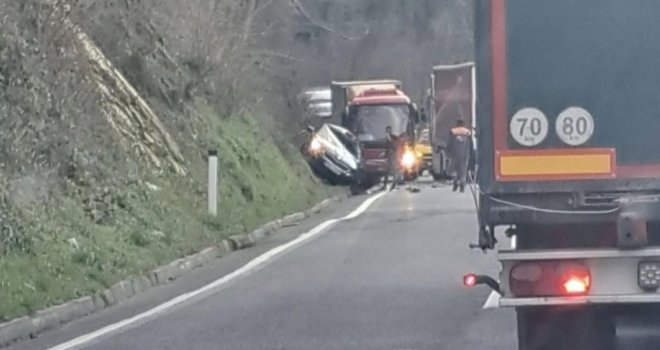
[492,0,508,150]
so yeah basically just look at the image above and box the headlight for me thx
[401,150,416,168]
[309,138,322,153]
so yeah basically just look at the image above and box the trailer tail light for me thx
[464,273,477,287]
[563,275,590,294]
[559,264,591,295]
[509,261,590,297]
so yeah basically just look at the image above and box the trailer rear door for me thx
[431,63,475,149]
[477,0,660,192]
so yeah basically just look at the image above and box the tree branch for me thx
[289,0,369,41]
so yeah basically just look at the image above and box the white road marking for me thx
[345,192,386,220]
[48,192,388,350]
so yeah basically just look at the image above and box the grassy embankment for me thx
[0,101,334,321]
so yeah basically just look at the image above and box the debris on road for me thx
[407,187,421,193]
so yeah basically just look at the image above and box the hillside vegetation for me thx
[0,0,472,321]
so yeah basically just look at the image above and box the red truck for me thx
[331,81,418,193]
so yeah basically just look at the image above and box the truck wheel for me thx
[615,305,660,350]
[407,173,418,182]
[349,182,365,196]
[516,307,613,350]
[349,176,377,196]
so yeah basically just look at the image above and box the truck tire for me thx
[431,151,451,182]
[404,172,418,182]
[363,176,380,190]
[349,175,379,196]
[516,307,613,350]
[615,305,660,350]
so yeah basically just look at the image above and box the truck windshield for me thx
[352,104,409,140]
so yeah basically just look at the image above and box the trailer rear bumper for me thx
[497,247,660,308]
[500,293,660,307]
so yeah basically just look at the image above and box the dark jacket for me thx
[447,126,472,161]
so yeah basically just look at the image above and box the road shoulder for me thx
[6,193,371,350]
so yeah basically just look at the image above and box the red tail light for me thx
[464,274,477,287]
[560,265,591,295]
[509,261,591,297]
[563,276,590,294]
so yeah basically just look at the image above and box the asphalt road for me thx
[11,181,516,350]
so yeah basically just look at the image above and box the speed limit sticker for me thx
[555,107,595,146]
[510,108,549,147]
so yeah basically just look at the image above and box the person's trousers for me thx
[451,158,468,188]
[383,157,401,190]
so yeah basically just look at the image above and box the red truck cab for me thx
[350,89,413,166]
[345,89,417,190]
[330,81,418,192]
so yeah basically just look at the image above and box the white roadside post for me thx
[208,149,218,217]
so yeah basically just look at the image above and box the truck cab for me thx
[346,89,416,177]
[331,81,418,191]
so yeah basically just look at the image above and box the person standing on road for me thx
[383,126,405,191]
[419,107,428,124]
[447,119,472,193]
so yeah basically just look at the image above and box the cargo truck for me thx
[467,1,660,349]
[429,63,476,181]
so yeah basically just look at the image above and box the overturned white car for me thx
[302,124,360,186]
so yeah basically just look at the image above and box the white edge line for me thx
[48,192,387,350]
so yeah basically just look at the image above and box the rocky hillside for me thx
[0,0,472,321]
